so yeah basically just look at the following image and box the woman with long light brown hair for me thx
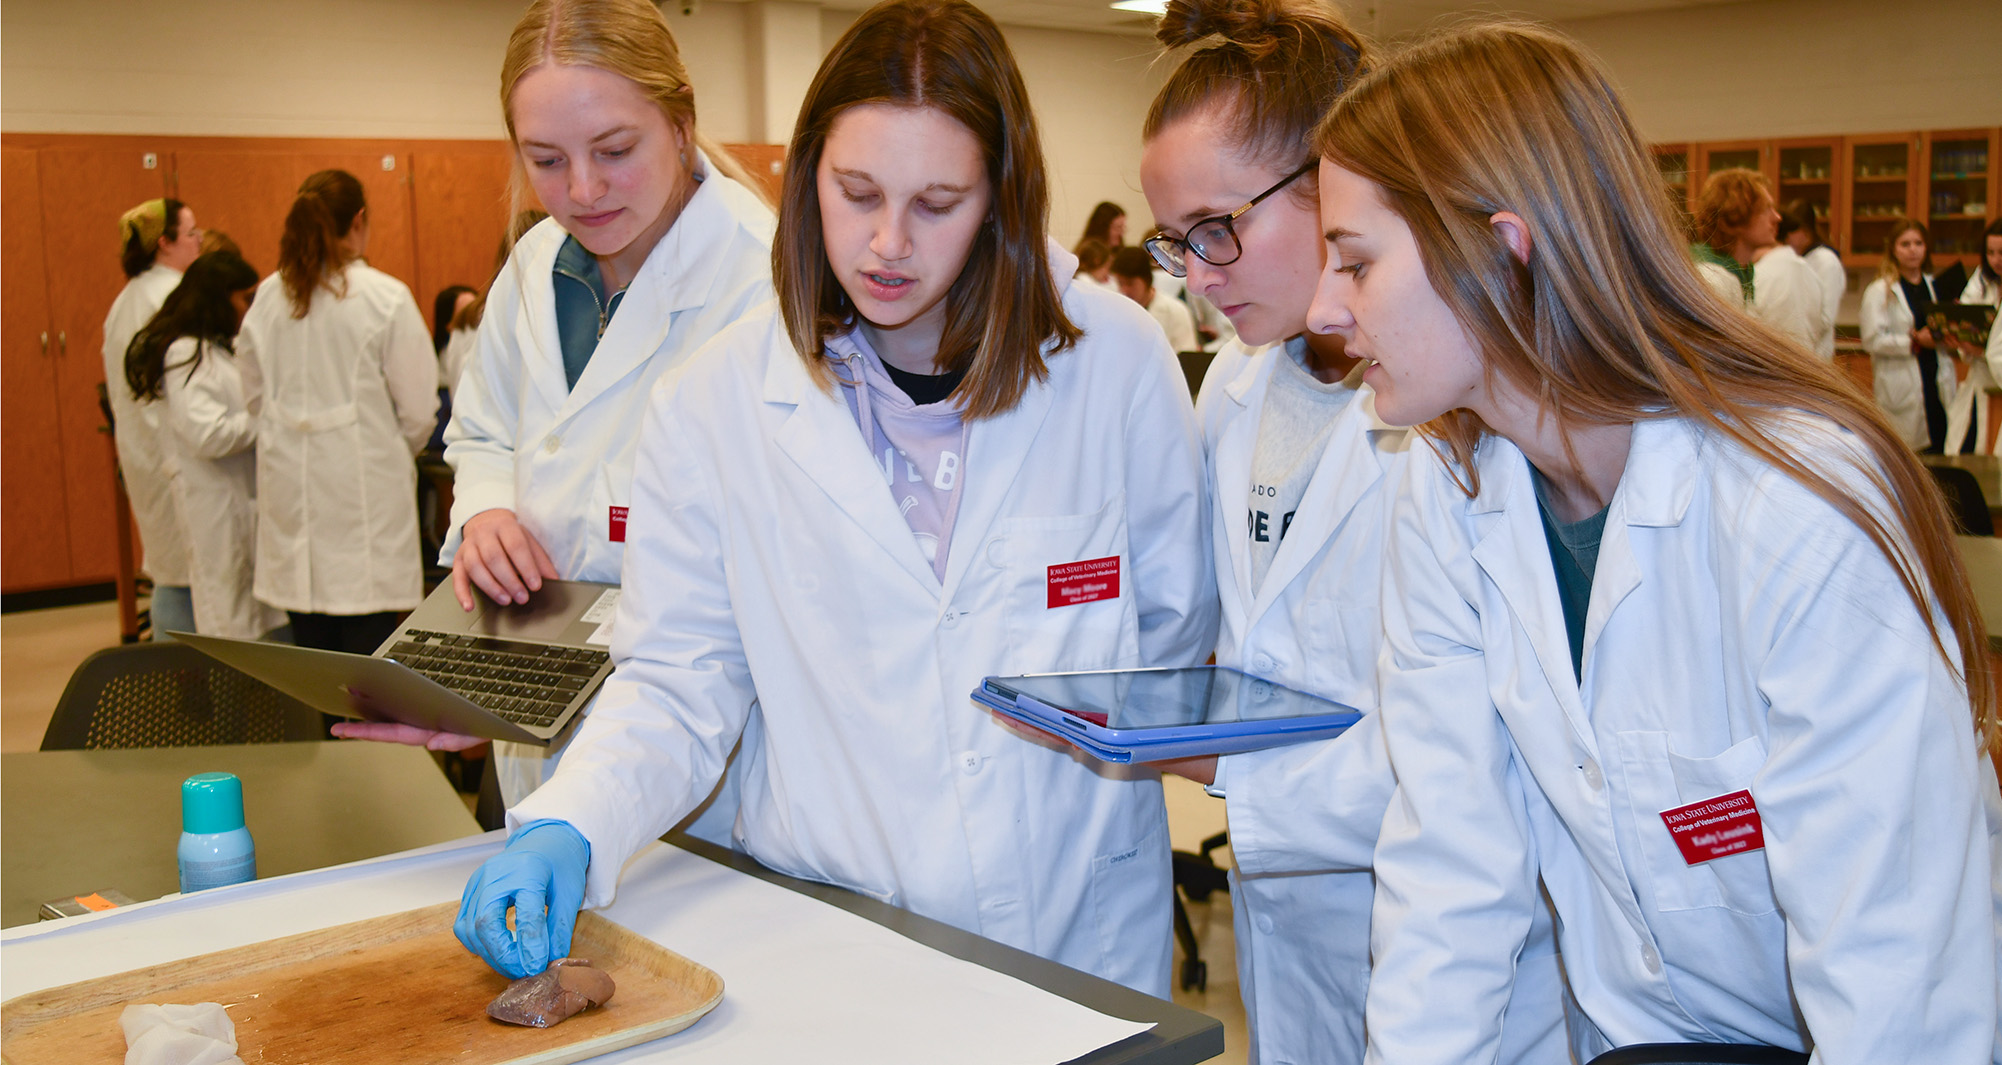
[457,0,1215,992]
[1307,22,1999,1064]
[1861,218,1956,451]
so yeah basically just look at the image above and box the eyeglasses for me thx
[1142,163,1315,278]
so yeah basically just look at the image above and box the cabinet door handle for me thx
[39,331,49,355]
[57,331,67,355]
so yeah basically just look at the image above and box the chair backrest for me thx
[42,642,326,750]
[1927,464,1994,536]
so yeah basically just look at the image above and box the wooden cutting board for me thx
[0,902,723,1065]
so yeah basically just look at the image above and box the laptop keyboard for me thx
[386,630,609,729]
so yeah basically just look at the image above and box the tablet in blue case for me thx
[972,666,1361,764]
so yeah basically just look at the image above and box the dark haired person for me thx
[1078,199,1127,248]
[104,198,204,638]
[125,250,285,639]
[1778,199,1844,359]
[237,170,438,654]
[1944,219,2002,454]
[458,0,1217,995]
[1111,246,1198,352]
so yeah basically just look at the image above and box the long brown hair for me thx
[774,0,1077,419]
[277,170,366,318]
[1313,22,1994,746]
[1145,0,1368,196]
[499,0,768,214]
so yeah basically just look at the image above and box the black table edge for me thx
[663,831,1224,1065]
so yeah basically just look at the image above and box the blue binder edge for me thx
[970,678,1361,765]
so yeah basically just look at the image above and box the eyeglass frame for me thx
[1141,162,1316,278]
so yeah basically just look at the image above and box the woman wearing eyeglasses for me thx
[1129,1,1566,1061]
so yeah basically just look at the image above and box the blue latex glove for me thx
[455,819,590,979]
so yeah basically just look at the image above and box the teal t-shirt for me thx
[1530,469,1608,681]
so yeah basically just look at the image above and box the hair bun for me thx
[1156,0,1287,55]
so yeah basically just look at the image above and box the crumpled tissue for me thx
[119,1003,244,1065]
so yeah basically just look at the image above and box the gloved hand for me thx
[455,819,590,979]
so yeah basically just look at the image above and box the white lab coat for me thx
[1946,273,2002,456]
[441,159,775,804]
[1145,289,1199,353]
[1750,245,1830,353]
[1198,341,1567,1065]
[1861,275,1956,451]
[1802,245,1846,359]
[158,338,286,639]
[438,325,477,402]
[1366,416,2002,1065]
[238,263,438,614]
[102,264,192,587]
[510,267,1220,996]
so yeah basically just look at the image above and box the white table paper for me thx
[1,833,1153,1064]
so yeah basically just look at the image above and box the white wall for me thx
[1553,0,2002,143]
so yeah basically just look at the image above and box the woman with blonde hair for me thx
[1309,22,1999,1063]
[331,0,775,817]
[1862,218,1956,451]
[458,0,1215,992]
[1131,0,1566,1060]
[238,170,438,655]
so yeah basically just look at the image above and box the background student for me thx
[1943,219,2002,454]
[1130,2,1564,1061]
[328,0,775,821]
[237,169,439,655]
[1861,218,1955,452]
[457,0,1217,995]
[104,197,204,639]
[1692,169,1825,350]
[1078,199,1128,249]
[1779,199,1844,359]
[1308,23,2000,1063]
[124,250,286,640]
[1112,245,1200,352]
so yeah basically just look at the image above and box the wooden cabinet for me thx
[1,133,513,596]
[1653,128,1998,270]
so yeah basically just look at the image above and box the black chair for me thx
[41,642,326,750]
[1586,1045,1808,1065]
[1170,830,1231,991]
[1927,464,1994,536]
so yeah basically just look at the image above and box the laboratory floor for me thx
[0,598,1251,1063]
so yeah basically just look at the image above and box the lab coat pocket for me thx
[1301,597,1380,709]
[1616,731,1777,915]
[1090,818,1171,979]
[997,495,1141,673]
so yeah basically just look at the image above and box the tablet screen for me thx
[991,667,1352,730]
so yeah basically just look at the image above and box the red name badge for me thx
[1047,556,1121,609]
[609,506,628,543]
[1659,789,1765,866]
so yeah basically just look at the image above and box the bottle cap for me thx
[181,772,246,835]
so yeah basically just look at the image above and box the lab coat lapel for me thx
[1211,353,1269,619]
[938,368,1058,603]
[1246,386,1388,624]
[766,346,941,594]
[510,230,574,414]
[1467,443,1598,753]
[1581,420,1697,672]
[561,157,730,417]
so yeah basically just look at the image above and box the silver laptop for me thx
[172,580,622,745]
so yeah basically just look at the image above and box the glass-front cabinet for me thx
[1653,144,1691,236]
[1844,133,1920,266]
[1775,139,1839,250]
[1925,130,1996,268]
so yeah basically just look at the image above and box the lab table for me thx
[1,831,1224,1064]
[1,741,481,928]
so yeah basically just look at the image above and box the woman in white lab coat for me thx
[1861,219,1957,452]
[1132,2,1565,1061]
[1778,200,1844,360]
[105,197,205,637]
[1944,220,2002,454]
[1311,24,2000,1064]
[237,169,439,654]
[124,250,287,640]
[328,0,775,820]
[459,0,1217,993]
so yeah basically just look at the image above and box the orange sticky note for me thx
[74,893,118,912]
